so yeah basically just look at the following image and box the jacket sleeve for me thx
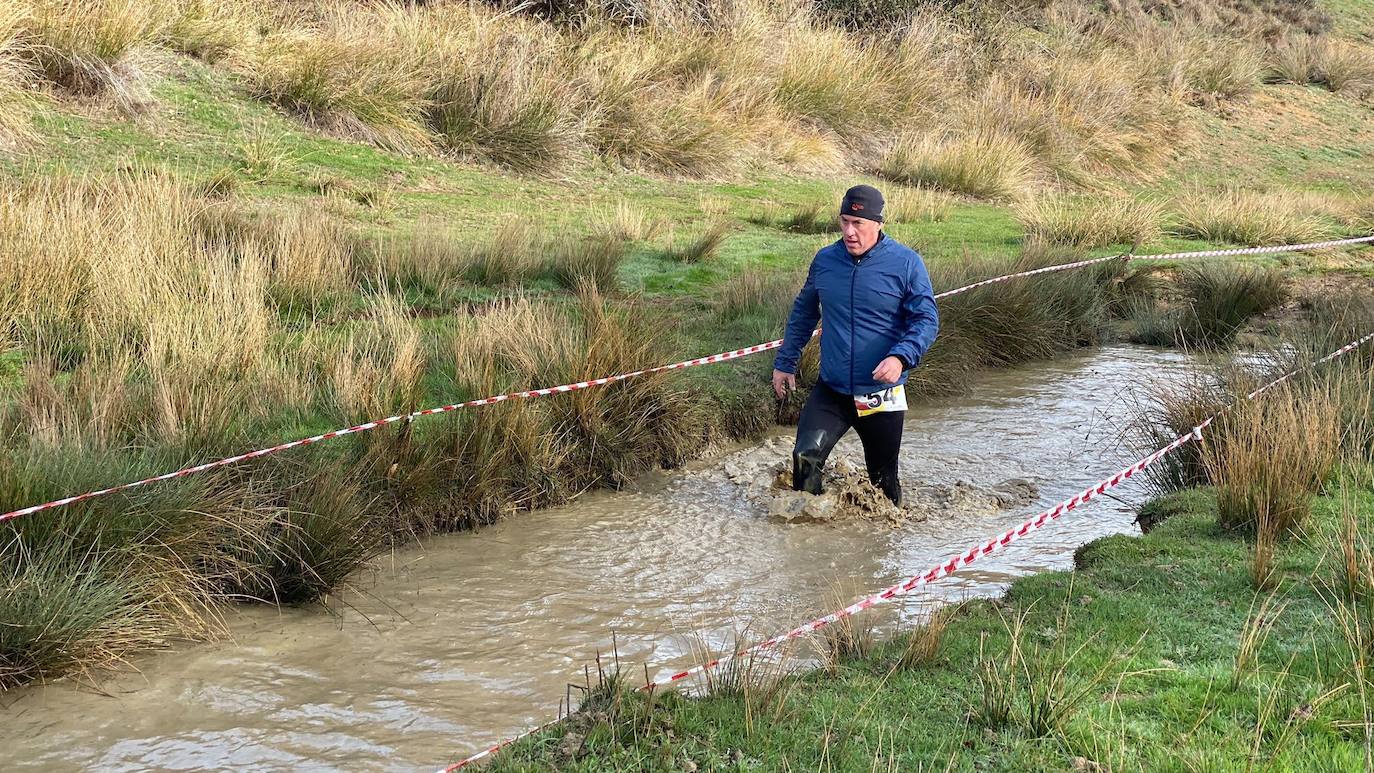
[887,255,939,369]
[773,260,821,374]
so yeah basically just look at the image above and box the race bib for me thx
[854,385,907,417]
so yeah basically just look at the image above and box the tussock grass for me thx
[667,220,730,263]
[1127,363,1252,496]
[1321,40,1374,95]
[1204,382,1342,534]
[410,7,579,171]
[1128,300,1366,501]
[771,23,946,143]
[431,289,708,524]
[715,267,806,321]
[964,50,1187,184]
[220,468,381,605]
[972,602,1124,737]
[1016,195,1165,249]
[0,540,206,688]
[0,5,35,148]
[1177,263,1289,349]
[1,174,274,380]
[256,208,356,310]
[322,293,425,422]
[236,14,430,151]
[818,584,877,670]
[0,172,748,685]
[898,602,956,670]
[885,185,954,224]
[1170,188,1333,246]
[232,127,295,181]
[461,219,545,286]
[1123,296,1183,347]
[1268,34,1329,85]
[776,202,837,234]
[578,30,774,176]
[590,200,664,243]
[359,221,465,294]
[907,250,1124,395]
[879,131,1035,200]
[20,0,163,110]
[1187,40,1264,102]
[1,1,1232,183]
[549,235,628,293]
[194,167,238,198]
[163,0,256,63]
[1269,35,1374,96]
[1122,264,1288,350]
[1113,15,1262,104]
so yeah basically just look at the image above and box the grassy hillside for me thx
[1,0,1373,689]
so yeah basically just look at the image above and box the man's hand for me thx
[872,356,904,384]
[772,369,797,399]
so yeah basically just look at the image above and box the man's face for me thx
[840,214,882,256]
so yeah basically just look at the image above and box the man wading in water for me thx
[772,185,939,506]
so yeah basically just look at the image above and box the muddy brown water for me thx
[7,345,1196,771]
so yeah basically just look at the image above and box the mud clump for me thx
[711,436,1040,526]
[766,464,1038,526]
[767,458,901,525]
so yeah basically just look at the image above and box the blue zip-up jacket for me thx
[774,234,939,396]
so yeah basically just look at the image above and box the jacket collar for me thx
[847,231,887,263]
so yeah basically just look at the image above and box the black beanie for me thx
[840,185,884,223]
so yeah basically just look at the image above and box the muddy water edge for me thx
[6,345,1196,771]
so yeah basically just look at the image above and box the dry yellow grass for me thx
[325,293,425,422]
[0,2,35,148]
[772,25,907,141]
[1170,188,1336,246]
[963,48,1187,184]
[1016,195,1165,249]
[899,602,957,670]
[1321,40,1374,96]
[162,0,258,63]
[234,6,430,151]
[879,131,1036,200]
[390,3,581,170]
[714,267,806,320]
[0,173,334,452]
[1269,35,1374,97]
[1,174,264,365]
[1186,39,1264,102]
[361,220,464,292]
[1203,383,1342,535]
[21,0,165,110]
[884,185,955,224]
[590,200,665,243]
[0,1,1241,184]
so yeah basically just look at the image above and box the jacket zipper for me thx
[849,255,858,395]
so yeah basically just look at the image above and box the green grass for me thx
[1326,0,1374,37]
[486,486,1374,771]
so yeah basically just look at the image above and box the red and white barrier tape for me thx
[4,235,1372,526]
[437,326,1374,771]
[1134,235,1374,261]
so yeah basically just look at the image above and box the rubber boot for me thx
[792,430,833,495]
[870,467,902,506]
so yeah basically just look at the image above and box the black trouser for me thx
[792,381,905,505]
